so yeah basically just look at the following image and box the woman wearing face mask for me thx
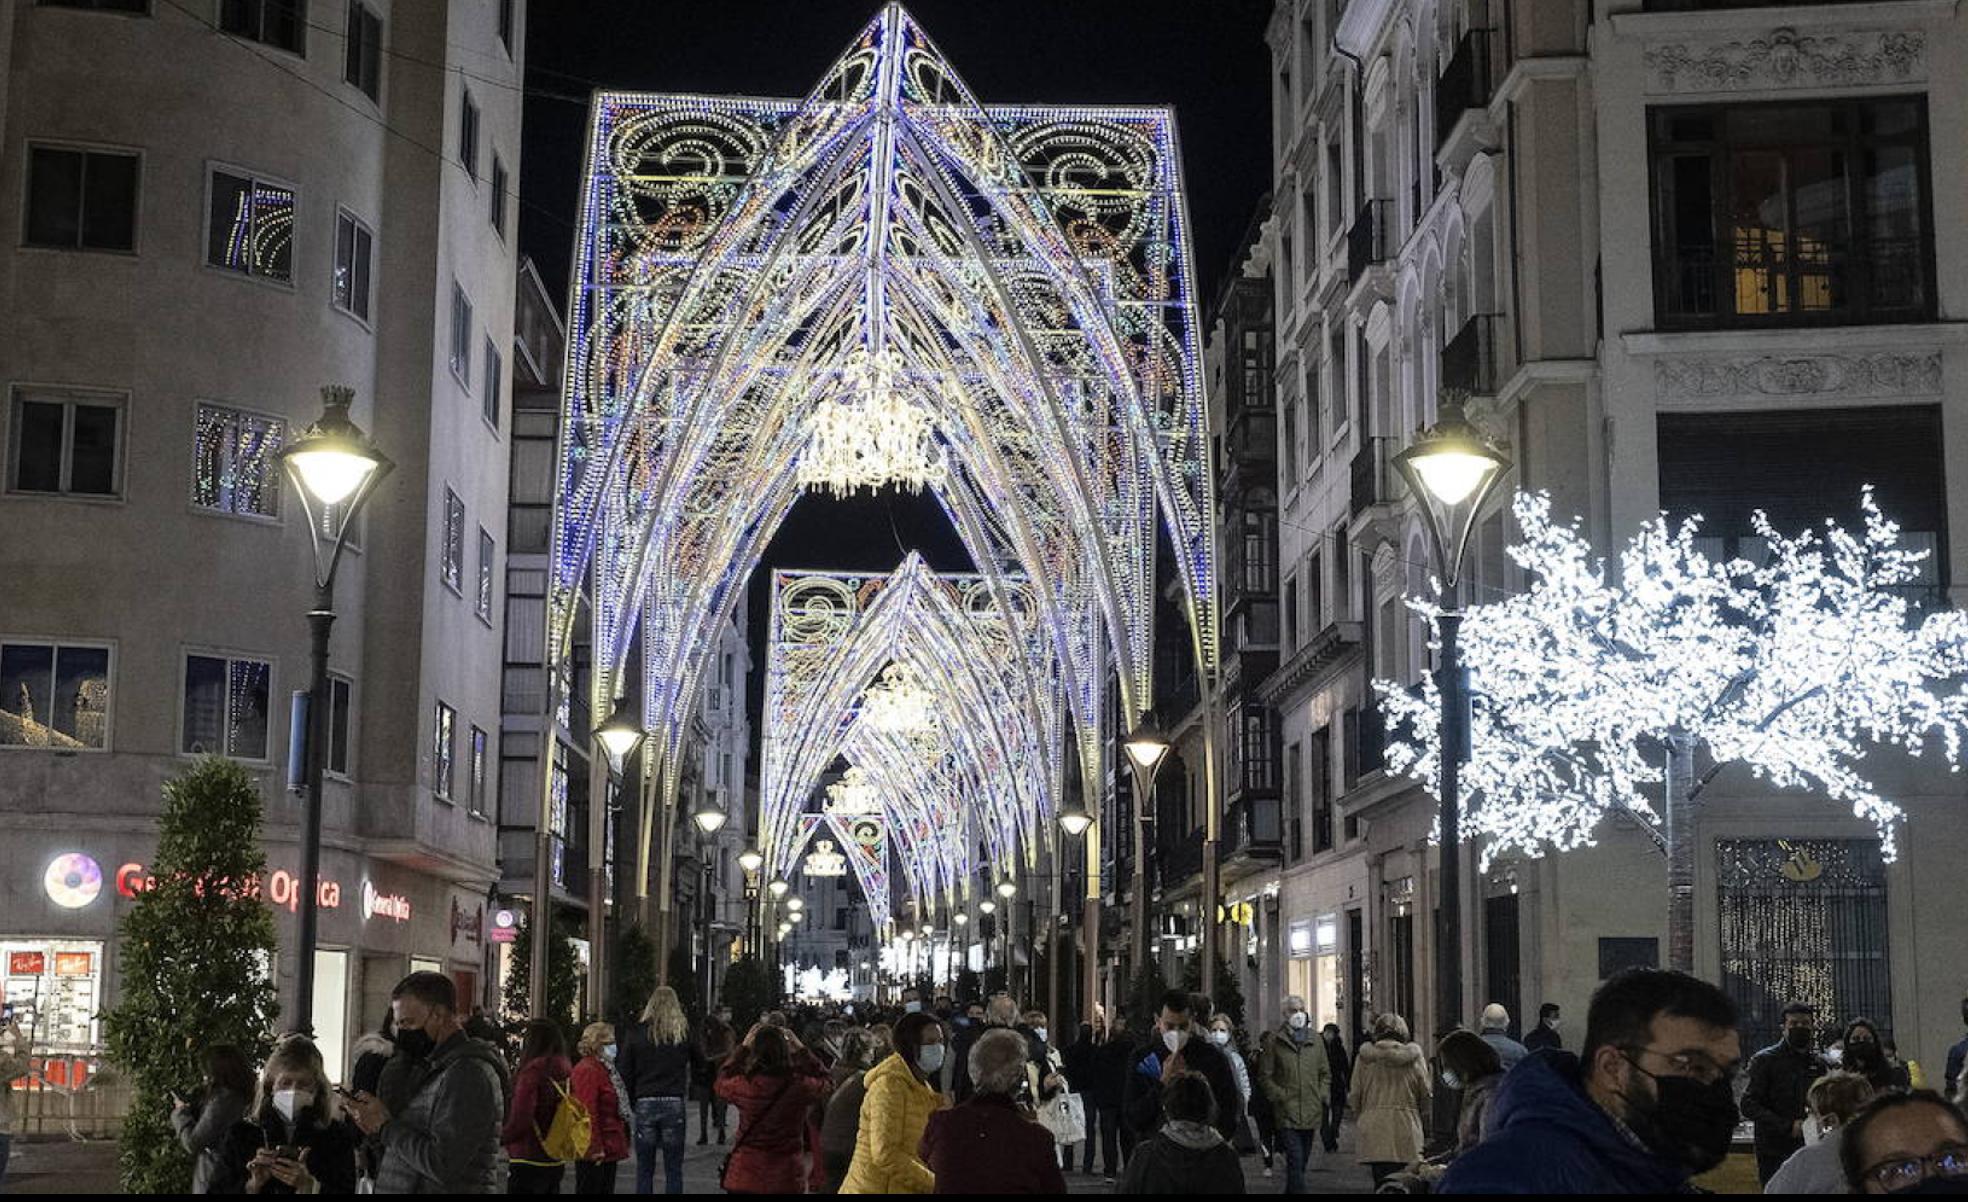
[1839,1089,1968,1195]
[1347,1014,1431,1186]
[1766,1071,1875,1194]
[1435,1030,1504,1158]
[839,1011,948,1194]
[1208,1017,1254,1131]
[172,1043,255,1193]
[1845,1020,1902,1094]
[217,1036,360,1195]
[568,1023,631,1195]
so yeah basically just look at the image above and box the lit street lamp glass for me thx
[952,912,968,927]
[738,847,764,873]
[282,389,389,507]
[996,878,1016,899]
[979,899,996,915]
[1122,722,1169,775]
[692,800,728,833]
[769,878,790,898]
[786,896,804,912]
[595,698,645,765]
[1393,392,1511,535]
[1058,800,1092,837]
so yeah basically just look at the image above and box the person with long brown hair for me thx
[840,1011,947,1194]
[502,1019,573,1193]
[172,1042,255,1193]
[715,1023,831,1194]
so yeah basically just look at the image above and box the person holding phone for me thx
[172,1043,255,1193]
[217,1036,359,1194]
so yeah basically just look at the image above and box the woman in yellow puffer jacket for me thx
[840,1011,948,1194]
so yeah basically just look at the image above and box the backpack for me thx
[539,1077,592,1162]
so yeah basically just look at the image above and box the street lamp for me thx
[579,696,645,1019]
[769,877,790,898]
[595,698,646,765]
[280,385,392,1034]
[996,878,1017,900]
[787,896,804,914]
[1057,799,1093,838]
[1122,718,1170,980]
[1392,387,1510,1038]
[979,899,996,915]
[738,846,764,874]
[692,798,728,834]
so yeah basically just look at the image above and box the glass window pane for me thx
[228,658,270,759]
[13,400,66,492]
[0,643,56,746]
[209,171,254,272]
[333,214,354,310]
[354,226,371,319]
[67,403,119,495]
[25,147,83,248]
[1729,150,1788,316]
[54,645,110,748]
[329,677,351,774]
[182,654,227,754]
[251,181,294,281]
[80,152,137,251]
[1787,147,1848,313]
[1867,145,1922,312]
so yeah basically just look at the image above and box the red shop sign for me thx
[8,951,46,976]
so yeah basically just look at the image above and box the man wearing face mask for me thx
[900,987,924,1016]
[1526,1002,1565,1053]
[1742,1002,1831,1184]
[1121,990,1243,1156]
[1436,968,1743,1194]
[1260,995,1332,1194]
[346,971,510,1194]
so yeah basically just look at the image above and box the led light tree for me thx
[1380,490,1968,972]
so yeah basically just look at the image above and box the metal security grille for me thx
[1718,838,1892,1055]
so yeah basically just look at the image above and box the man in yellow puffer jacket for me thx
[841,1013,948,1194]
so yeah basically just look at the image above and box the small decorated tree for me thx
[722,955,776,1032]
[504,905,582,1048]
[103,758,279,1194]
[608,922,660,1027]
[1381,491,1968,969]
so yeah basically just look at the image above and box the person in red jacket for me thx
[503,1019,573,1193]
[569,1021,631,1195]
[922,1027,1068,1194]
[715,1023,832,1195]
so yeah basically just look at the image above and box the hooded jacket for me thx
[716,1048,832,1195]
[1436,1050,1696,1195]
[1260,1024,1332,1130]
[1115,1119,1246,1194]
[1346,1038,1431,1164]
[840,1051,945,1194]
[373,1032,510,1194]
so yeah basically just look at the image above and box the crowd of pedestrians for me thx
[135,964,1968,1195]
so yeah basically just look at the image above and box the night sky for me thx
[517,0,1274,715]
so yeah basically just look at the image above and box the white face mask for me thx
[1032,1027,1048,1044]
[1163,1028,1187,1054]
[1210,1030,1230,1046]
[1287,1012,1309,1030]
[1546,1018,1562,1032]
[604,1044,617,1060]
[272,1088,311,1123]
[904,1001,922,1014]
[915,1043,945,1074]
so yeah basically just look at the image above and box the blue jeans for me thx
[632,1096,687,1195]
[1278,1126,1320,1194]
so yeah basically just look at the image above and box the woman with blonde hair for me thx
[1348,1013,1431,1186]
[618,987,693,1194]
[568,1022,631,1195]
[216,1036,360,1194]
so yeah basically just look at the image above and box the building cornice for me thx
[1608,0,1955,40]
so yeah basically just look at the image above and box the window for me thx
[1241,511,1275,594]
[207,167,294,282]
[24,145,138,251]
[469,726,488,817]
[1310,726,1333,853]
[1651,97,1932,328]
[459,89,480,180]
[490,155,508,237]
[450,283,473,387]
[1285,741,1302,861]
[441,488,465,593]
[8,388,123,497]
[1280,388,1297,485]
[497,0,514,53]
[1306,551,1322,630]
[1,640,111,749]
[327,675,351,776]
[192,403,284,518]
[1327,324,1347,436]
[483,336,502,429]
[37,0,148,10]
[332,209,373,321]
[1240,707,1277,792]
[182,652,271,760]
[477,527,495,621]
[220,0,303,53]
[432,701,455,799]
[344,1,381,101]
[1283,576,1298,652]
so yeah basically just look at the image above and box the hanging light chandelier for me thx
[860,661,937,736]
[797,346,944,498]
[825,764,882,815]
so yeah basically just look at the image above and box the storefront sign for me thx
[115,862,343,913]
[489,909,517,944]
[361,880,411,923]
[43,854,104,909]
[54,951,92,976]
[9,951,46,976]
[449,899,483,946]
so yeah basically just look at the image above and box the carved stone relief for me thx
[1654,351,1942,403]
[1644,27,1925,94]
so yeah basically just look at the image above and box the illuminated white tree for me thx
[1380,490,1968,971]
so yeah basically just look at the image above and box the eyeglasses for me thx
[1862,1144,1968,1193]
[1621,1045,1737,1087]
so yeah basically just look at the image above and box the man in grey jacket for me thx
[347,972,508,1193]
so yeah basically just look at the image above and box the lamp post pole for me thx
[1123,723,1170,989]
[280,386,391,1035]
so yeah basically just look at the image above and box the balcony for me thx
[1347,199,1395,286]
[1442,313,1501,397]
[1434,30,1496,151]
[1221,795,1282,863]
[1349,436,1398,517]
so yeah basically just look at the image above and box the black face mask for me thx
[1622,1065,1739,1173]
[1848,1042,1884,1069]
[395,1025,437,1060]
[1787,1028,1814,1051]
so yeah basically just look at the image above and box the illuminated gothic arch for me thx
[551,5,1218,821]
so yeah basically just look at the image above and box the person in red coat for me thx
[715,1023,832,1195]
[502,1019,574,1193]
[921,1028,1068,1194]
[569,1022,631,1195]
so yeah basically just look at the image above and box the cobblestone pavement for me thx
[3,1110,1378,1195]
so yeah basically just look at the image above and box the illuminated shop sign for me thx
[361,880,411,923]
[116,862,343,912]
[44,854,104,909]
